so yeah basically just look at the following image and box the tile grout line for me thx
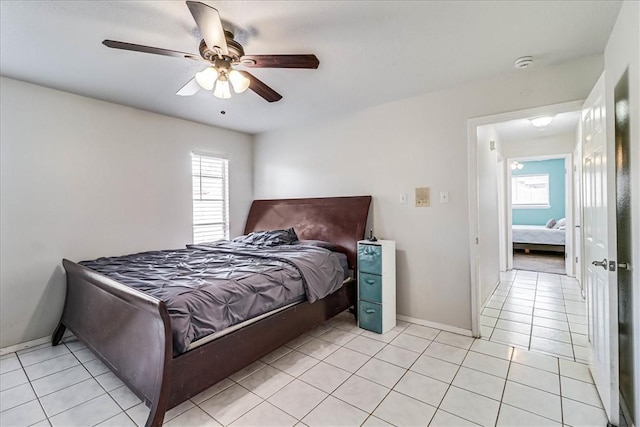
[298,323,411,425]
[426,344,473,426]
[561,282,579,363]
[69,341,147,426]
[12,349,49,426]
[527,271,539,352]
[195,321,385,426]
[492,344,516,426]
[355,330,439,426]
[558,356,566,426]
[488,279,511,342]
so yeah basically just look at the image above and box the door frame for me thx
[505,153,573,276]
[467,100,583,337]
[573,140,584,291]
[497,154,507,272]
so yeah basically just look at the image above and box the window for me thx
[512,174,550,208]
[192,152,229,243]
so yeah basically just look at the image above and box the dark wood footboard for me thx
[168,279,355,407]
[58,259,172,427]
[57,260,356,426]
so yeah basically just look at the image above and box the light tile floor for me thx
[1,274,604,426]
[481,270,589,363]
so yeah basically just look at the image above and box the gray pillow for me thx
[297,240,339,251]
[545,218,556,229]
[554,218,566,229]
[232,227,299,246]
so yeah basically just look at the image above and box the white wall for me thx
[502,133,576,159]
[254,55,603,331]
[477,125,501,305]
[0,77,253,348]
[604,0,640,421]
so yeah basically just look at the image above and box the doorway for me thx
[467,100,584,337]
[471,104,584,360]
[507,154,572,277]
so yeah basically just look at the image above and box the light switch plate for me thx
[415,187,430,207]
[440,191,450,203]
[400,193,407,204]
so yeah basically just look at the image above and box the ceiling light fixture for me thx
[511,161,524,170]
[514,56,533,69]
[529,116,554,128]
[195,62,250,99]
[213,75,232,99]
[228,70,250,93]
[195,67,218,90]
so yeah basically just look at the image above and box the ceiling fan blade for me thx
[240,55,319,69]
[238,71,282,103]
[176,77,201,96]
[102,40,200,60]
[186,1,228,56]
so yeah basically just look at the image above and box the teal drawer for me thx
[358,244,382,275]
[359,272,382,303]
[359,301,382,333]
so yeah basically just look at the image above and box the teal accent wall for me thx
[512,158,565,225]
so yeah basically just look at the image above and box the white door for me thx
[582,73,618,424]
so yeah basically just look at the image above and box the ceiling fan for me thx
[102,1,319,102]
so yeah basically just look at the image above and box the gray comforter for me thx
[80,242,344,353]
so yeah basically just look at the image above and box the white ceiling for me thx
[493,110,581,142]
[0,1,621,135]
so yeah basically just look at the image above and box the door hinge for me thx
[576,256,579,264]
[475,237,479,244]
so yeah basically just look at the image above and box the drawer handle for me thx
[364,308,376,314]
[364,279,376,285]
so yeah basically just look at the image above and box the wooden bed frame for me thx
[513,243,566,253]
[52,196,371,426]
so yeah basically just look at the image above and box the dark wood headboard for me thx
[244,196,372,269]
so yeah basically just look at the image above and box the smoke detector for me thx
[514,56,533,69]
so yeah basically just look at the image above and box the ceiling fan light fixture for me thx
[228,70,250,94]
[213,77,232,99]
[195,67,218,90]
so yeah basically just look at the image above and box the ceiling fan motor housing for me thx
[199,31,244,62]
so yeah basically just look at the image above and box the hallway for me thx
[480,270,587,363]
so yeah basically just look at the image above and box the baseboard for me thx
[0,329,74,356]
[481,279,501,310]
[397,315,473,337]
[0,336,50,356]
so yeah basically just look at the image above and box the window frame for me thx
[511,173,551,209]
[191,152,229,243]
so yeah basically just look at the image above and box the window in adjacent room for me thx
[512,174,550,208]
[192,152,229,243]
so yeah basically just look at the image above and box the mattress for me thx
[80,242,346,354]
[512,225,566,245]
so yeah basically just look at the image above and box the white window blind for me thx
[512,174,550,208]
[192,153,229,243]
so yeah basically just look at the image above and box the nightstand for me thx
[357,240,396,334]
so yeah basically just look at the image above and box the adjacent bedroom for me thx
[511,157,569,275]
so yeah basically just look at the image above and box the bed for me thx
[512,224,566,253]
[52,195,371,426]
